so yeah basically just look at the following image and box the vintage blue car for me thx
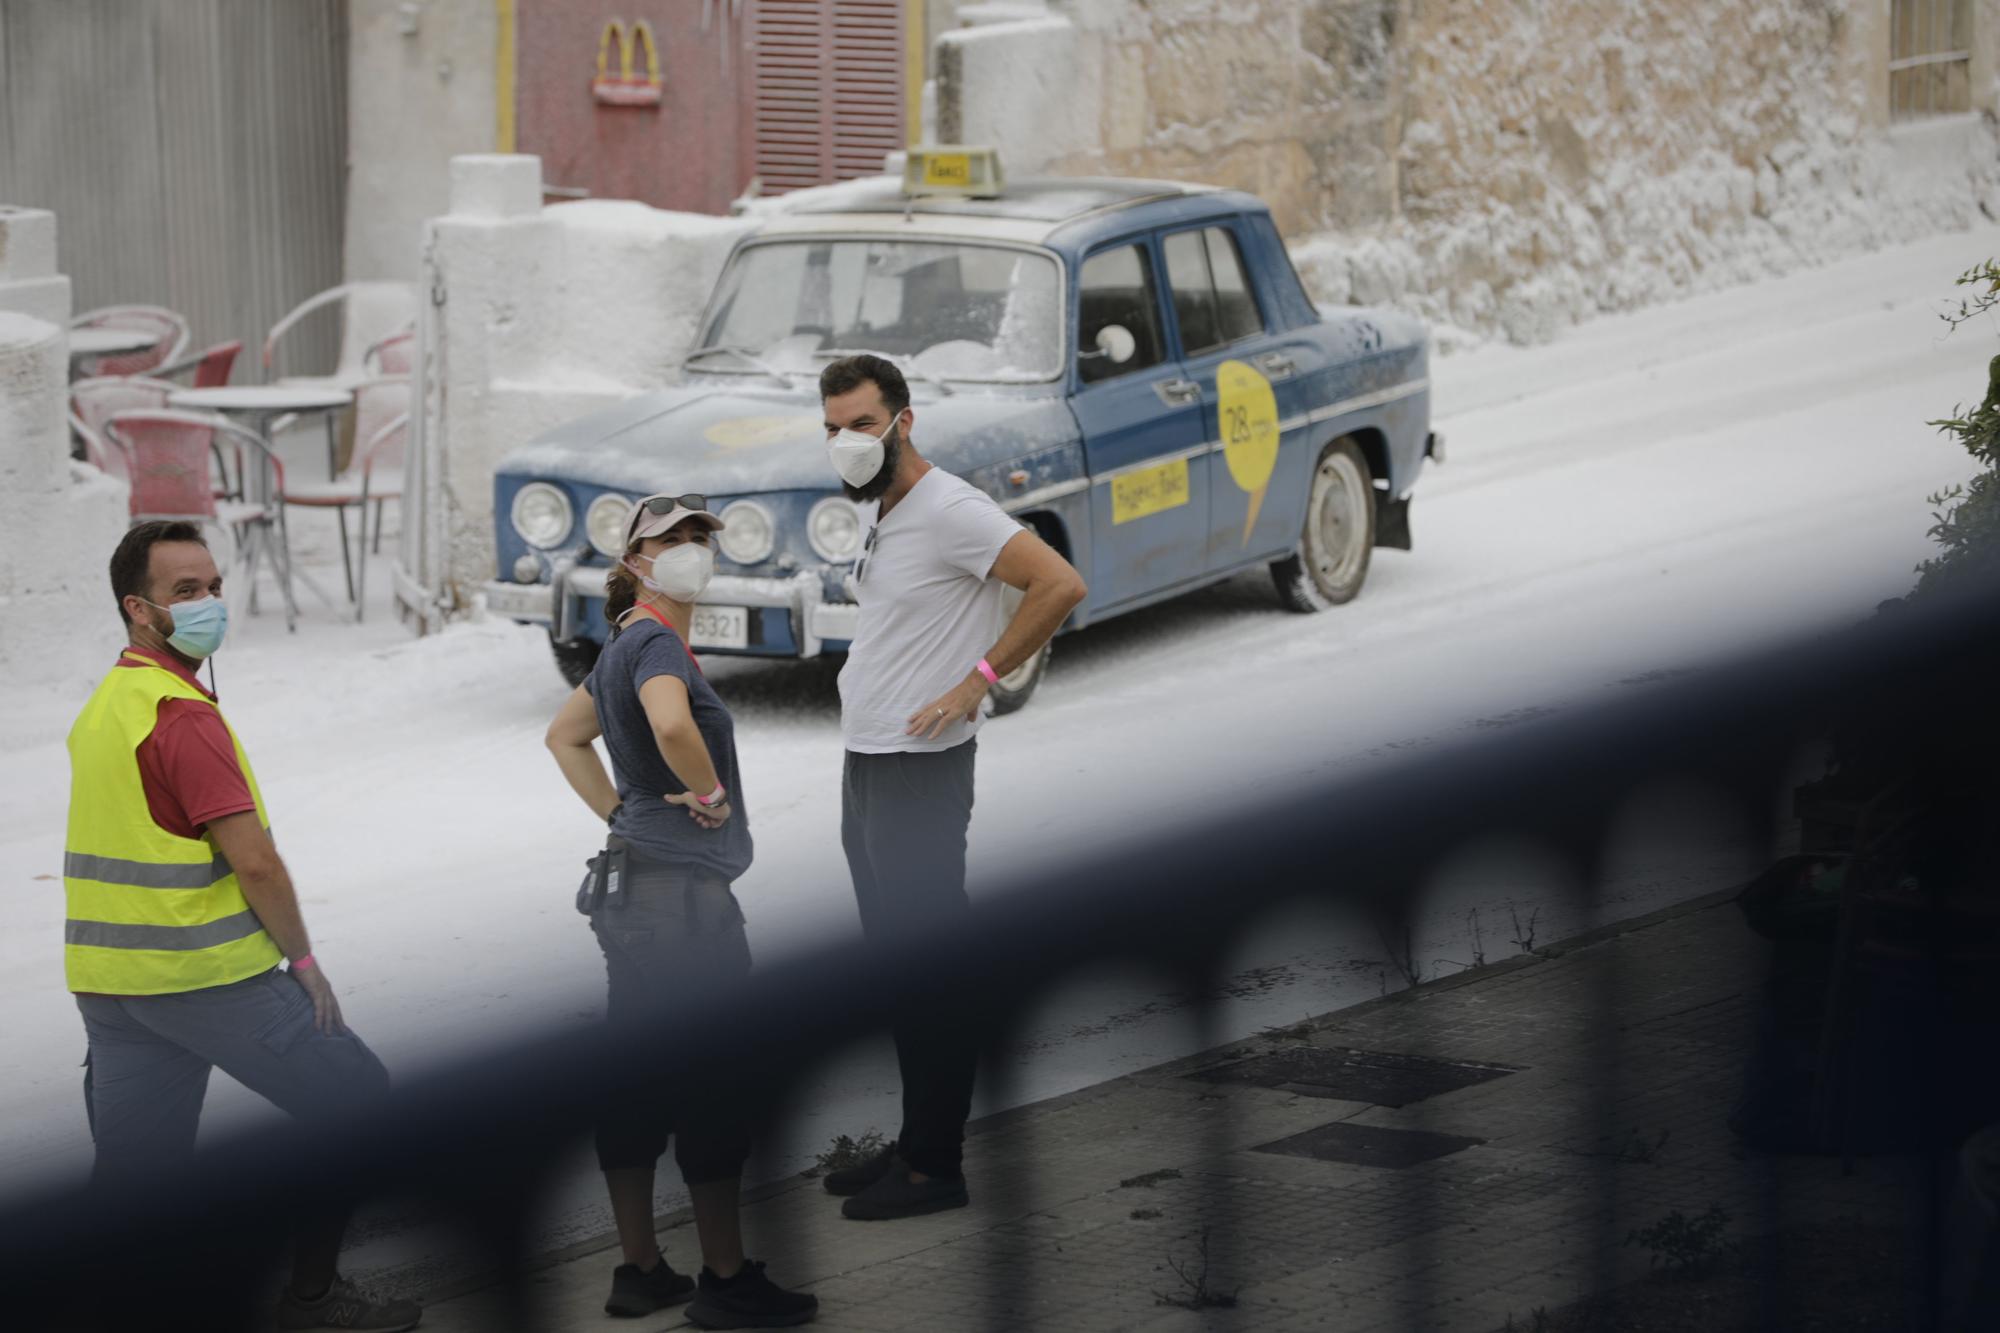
[483,157,1440,710]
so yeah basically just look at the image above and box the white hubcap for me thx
[1310,453,1367,590]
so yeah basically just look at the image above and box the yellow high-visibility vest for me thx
[64,651,282,994]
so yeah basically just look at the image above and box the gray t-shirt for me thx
[586,618,753,881]
[839,467,1021,754]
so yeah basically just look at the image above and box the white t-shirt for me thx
[839,467,1021,754]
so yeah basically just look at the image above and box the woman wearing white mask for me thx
[545,494,817,1329]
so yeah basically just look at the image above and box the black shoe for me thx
[839,1165,969,1221]
[686,1260,818,1328]
[275,1275,422,1331]
[604,1257,695,1317]
[820,1143,898,1197]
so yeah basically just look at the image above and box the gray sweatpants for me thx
[77,966,390,1181]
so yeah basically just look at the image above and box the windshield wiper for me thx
[681,345,794,388]
[813,348,954,397]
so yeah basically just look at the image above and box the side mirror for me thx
[1082,324,1137,366]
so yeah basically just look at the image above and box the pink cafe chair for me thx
[104,409,298,632]
[70,305,191,377]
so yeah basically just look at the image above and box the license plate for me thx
[483,580,552,621]
[691,605,748,650]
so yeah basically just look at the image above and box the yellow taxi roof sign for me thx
[902,146,1005,199]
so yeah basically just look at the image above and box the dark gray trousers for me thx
[77,967,390,1182]
[840,740,979,1179]
[589,854,754,1182]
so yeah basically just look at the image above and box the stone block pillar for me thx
[0,207,132,689]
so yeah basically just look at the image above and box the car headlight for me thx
[585,493,633,557]
[510,482,574,549]
[716,501,775,565]
[808,497,864,562]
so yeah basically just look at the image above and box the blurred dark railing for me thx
[6,575,1998,1331]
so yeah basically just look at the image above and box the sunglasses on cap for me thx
[638,493,707,516]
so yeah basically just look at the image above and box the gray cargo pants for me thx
[77,966,390,1181]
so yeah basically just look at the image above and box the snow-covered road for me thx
[4,226,1993,1268]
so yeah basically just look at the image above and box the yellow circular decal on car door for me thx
[1217,359,1279,544]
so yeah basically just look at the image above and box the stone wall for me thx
[940,0,2000,342]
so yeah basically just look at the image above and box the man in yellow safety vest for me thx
[65,521,420,1332]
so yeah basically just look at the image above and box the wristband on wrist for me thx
[290,953,316,973]
[606,802,623,827]
[696,783,727,808]
[975,658,1000,685]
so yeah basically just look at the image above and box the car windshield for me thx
[698,239,1063,383]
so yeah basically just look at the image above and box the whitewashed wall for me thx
[399,156,753,624]
[0,208,133,691]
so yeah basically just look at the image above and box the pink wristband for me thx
[290,953,316,973]
[975,658,1000,685]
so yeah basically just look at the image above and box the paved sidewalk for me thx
[418,891,1921,1331]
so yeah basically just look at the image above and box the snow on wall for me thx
[946,0,2000,346]
[422,157,753,607]
[0,219,131,691]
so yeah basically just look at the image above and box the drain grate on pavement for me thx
[1254,1120,1486,1169]
[1192,1046,1519,1106]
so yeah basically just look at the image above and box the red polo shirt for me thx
[116,647,257,838]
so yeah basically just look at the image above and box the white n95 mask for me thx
[828,419,896,488]
[628,544,715,602]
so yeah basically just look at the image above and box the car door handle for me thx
[1154,378,1202,407]
[1255,352,1298,380]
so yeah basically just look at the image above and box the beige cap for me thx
[623,493,725,548]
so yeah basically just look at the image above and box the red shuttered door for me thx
[748,0,906,195]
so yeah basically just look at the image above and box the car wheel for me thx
[550,633,602,688]
[1271,436,1374,612]
[988,578,1051,715]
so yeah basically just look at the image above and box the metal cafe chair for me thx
[105,409,299,632]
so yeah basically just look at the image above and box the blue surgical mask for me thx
[143,596,229,660]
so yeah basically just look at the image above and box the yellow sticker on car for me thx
[1111,458,1191,525]
[703,415,819,449]
[1217,359,1280,543]
[922,152,973,188]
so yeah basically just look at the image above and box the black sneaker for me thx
[275,1275,422,1331]
[820,1143,898,1197]
[839,1166,969,1221]
[686,1260,818,1328]
[604,1256,695,1317]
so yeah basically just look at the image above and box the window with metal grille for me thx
[749,0,906,194]
[1890,0,1972,119]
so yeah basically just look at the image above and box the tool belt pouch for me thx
[574,834,631,915]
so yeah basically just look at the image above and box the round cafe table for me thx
[169,385,355,623]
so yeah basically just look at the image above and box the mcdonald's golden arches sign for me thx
[592,19,663,106]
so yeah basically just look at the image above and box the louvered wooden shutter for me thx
[749,0,905,194]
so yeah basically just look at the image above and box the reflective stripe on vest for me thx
[63,653,282,995]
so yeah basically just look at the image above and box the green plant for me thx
[810,1129,887,1177]
[1509,902,1541,953]
[1119,1167,1182,1189]
[1917,261,2000,598]
[1155,1227,1239,1310]
[1625,1203,1732,1275]
[1574,1127,1670,1165]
